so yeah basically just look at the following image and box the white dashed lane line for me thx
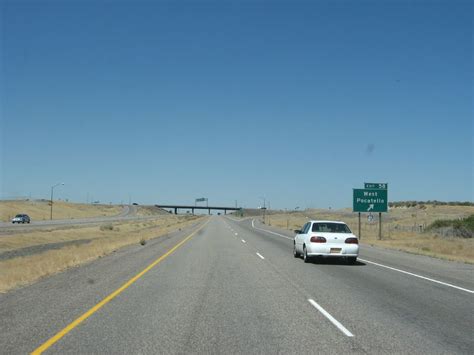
[247,220,355,337]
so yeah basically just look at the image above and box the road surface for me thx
[0,216,472,354]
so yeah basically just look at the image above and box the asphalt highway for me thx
[0,216,472,354]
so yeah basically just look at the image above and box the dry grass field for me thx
[0,214,204,293]
[135,205,169,216]
[262,205,474,264]
[0,200,123,222]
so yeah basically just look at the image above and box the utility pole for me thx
[50,183,64,220]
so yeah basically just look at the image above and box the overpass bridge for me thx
[155,205,242,215]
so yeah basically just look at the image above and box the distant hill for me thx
[389,201,473,208]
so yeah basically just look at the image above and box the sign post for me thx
[379,213,382,240]
[353,183,388,240]
[358,212,361,240]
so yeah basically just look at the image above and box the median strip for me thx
[0,216,202,293]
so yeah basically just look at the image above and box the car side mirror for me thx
[294,229,301,234]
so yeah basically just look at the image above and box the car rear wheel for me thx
[303,245,311,263]
[293,243,299,258]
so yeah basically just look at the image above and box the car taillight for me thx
[310,236,327,243]
[345,238,358,244]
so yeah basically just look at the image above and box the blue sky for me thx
[1,0,472,209]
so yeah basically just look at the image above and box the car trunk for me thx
[312,232,350,245]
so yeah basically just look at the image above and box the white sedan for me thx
[293,220,359,264]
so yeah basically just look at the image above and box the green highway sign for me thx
[364,182,388,190]
[353,189,388,212]
[195,198,207,202]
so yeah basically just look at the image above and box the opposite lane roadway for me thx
[0,205,160,234]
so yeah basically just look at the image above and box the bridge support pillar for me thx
[224,209,227,215]
[174,208,177,215]
[192,208,194,215]
[208,208,211,215]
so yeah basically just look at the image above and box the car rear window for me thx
[312,223,351,233]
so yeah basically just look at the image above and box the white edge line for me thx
[308,299,354,337]
[241,239,246,243]
[252,220,293,240]
[359,258,474,294]
[256,252,265,260]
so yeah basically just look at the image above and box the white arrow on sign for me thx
[367,204,374,211]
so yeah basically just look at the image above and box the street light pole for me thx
[50,183,64,220]
[259,196,266,224]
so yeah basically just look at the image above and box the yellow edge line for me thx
[31,218,210,355]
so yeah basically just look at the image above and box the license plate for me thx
[330,248,342,254]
